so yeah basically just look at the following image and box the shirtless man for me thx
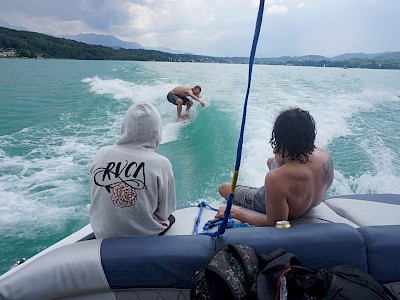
[216,108,334,227]
[167,85,205,118]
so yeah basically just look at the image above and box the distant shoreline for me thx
[2,56,400,72]
[1,26,400,70]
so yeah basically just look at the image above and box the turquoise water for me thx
[1,59,400,275]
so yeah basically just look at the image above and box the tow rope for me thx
[195,201,250,235]
[195,0,265,236]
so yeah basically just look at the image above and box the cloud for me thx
[267,5,289,15]
[0,0,399,57]
[297,2,305,9]
[113,1,260,56]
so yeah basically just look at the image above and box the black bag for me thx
[254,249,393,300]
[253,249,304,300]
[325,265,393,300]
[383,281,400,300]
[190,243,259,300]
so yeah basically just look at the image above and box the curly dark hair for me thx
[269,108,316,163]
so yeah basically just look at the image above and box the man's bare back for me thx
[169,86,197,99]
[264,148,334,225]
[216,108,334,227]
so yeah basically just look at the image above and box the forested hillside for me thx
[0,27,204,61]
[1,27,399,69]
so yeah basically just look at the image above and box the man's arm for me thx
[215,173,289,227]
[187,89,200,101]
[322,155,334,186]
[215,206,269,226]
[186,88,206,107]
[267,157,280,170]
[187,89,205,107]
[264,172,289,226]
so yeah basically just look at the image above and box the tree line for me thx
[1,27,399,70]
[0,27,205,62]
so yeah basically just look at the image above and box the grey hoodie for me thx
[89,102,176,238]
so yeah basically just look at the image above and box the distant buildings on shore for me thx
[0,48,16,57]
[0,48,43,59]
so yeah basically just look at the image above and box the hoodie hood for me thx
[116,102,162,149]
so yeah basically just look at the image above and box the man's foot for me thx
[178,114,189,121]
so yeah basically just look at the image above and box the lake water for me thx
[1,59,399,274]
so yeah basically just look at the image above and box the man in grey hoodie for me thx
[89,102,176,238]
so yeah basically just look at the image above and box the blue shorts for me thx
[233,185,266,213]
[167,92,191,105]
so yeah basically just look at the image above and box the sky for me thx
[0,0,399,58]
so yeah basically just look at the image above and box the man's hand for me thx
[215,206,226,219]
[199,101,205,107]
[215,206,235,219]
[215,206,269,226]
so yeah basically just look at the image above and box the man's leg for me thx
[185,100,193,112]
[218,183,259,211]
[219,183,231,200]
[176,98,183,118]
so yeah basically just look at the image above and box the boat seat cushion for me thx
[216,223,368,271]
[0,239,109,300]
[358,225,400,283]
[291,202,359,227]
[100,234,214,289]
[166,199,359,236]
[325,194,400,226]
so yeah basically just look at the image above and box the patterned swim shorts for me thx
[167,92,191,105]
[233,185,266,213]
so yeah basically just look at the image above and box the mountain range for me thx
[0,20,26,31]
[54,33,396,61]
[60,33,190,55]
[0,19,187,54]
[1,21,399,69]
[0,19,395,60]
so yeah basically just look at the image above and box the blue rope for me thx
[194,201,219,235]
[216,0,265,237]
[204,219,250,231]
[193,0,265,237]
[195,201,250,235]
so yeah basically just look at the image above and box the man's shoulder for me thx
[267,162,312,182]
[314,147,331,156]
[312,148,332,164]
[265,169,285,184]
[174,85,190,90]
[170,86,190,94]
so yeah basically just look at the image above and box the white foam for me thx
[0,133,94,235]
[94,67,399,196]
[354,135,400,194]
[82,76,201,144]
[2,66,397,236]
[82,76,137,101]
[82,76,176,104]
[161,121,181,144]
[217,67,400,192]
[0,189,84,234]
